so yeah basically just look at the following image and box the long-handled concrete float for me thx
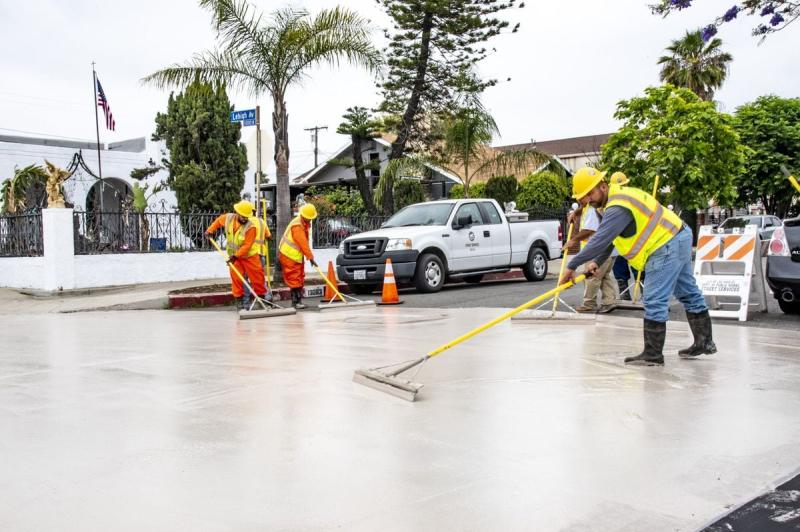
[209,237,296,319]
[312,263,375,312]
[353,274,588,401]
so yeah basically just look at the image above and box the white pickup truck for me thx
[335,198,563,293]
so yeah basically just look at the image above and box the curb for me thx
[168,282,352,309]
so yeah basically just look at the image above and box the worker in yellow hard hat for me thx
[278,202,318,309]
[560,167,715,366]
[204,200,268,310]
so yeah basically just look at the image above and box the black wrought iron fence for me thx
[312,215,389,248]
[523,204,572,241]
[0,212,43,257]
[73,211,229,254]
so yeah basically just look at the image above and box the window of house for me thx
[369,153,380,177]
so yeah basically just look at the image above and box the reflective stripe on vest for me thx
[279,216,305,263]
[579,208,590,249]
[224,213,259,258]
[606,185,683,271]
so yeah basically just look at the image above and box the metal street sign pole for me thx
[256,105,262,218]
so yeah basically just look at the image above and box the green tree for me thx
[376,0,521,164]
[305,185,369,216]
[439,105,551,199]
[335,107,383,215]
[516,171,569,210]
[152,81,246,214]
[393,178,426,211]
[143,1,381,275]
[600,85,745,219]
[652,1,798,40]
[484,175,518,206]
[733,95,800,218]
[658,30,732,102]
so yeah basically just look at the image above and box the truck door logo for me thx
[468,231,475,242]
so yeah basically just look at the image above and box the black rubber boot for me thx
[236,297,248,310]
[679,310,717,359]
[617,280,631,300]
[624,319,666,366]
[291,288,306,310]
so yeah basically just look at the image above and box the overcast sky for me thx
[1,0,798,177]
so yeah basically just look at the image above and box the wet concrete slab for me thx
[1,308,799,531]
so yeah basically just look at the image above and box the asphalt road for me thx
[382,264,800,330]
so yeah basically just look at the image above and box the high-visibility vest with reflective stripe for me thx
[579,207,590,250]
[251,218,269,256]
[224,213,259,258]
[279,216,306,263]
[606,185,683,271]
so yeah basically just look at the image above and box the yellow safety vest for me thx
[579,207,590,250]
[252,218,269,256]
[606,185,683,271]
[279,216,306,263]
[224,213,259,258]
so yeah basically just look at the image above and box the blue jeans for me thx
[642,226,707,322]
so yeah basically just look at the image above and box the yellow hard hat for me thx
[572,166,607,199]
[299,203,318,220]
[234,200,255,218]
[610,171,629,186]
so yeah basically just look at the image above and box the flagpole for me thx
[92,62,104,212]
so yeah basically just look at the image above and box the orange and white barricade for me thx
[693,224,767,321]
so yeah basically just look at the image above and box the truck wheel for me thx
[523,247,548,282]
[414,253,445,293]
[464,274,484,284]
[350,283,378,295]
[777,298,800,315]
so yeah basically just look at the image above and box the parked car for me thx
[719,215,783,242]
[766,217,800,314]
[316,218,363,248]
[335,199,562,294]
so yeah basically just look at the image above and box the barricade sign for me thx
[693,224,767,321]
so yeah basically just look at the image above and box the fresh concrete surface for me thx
[1,308,799,531]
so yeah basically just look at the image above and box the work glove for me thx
[309,259,318,268]
[226,255,238,265]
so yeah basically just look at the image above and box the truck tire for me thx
[777,298,800,315]
[523,247,548,282]
[414,253,445,293]
[464,274,484,284]
[349,283,378,295]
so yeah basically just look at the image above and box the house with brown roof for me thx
[494,133,612,173]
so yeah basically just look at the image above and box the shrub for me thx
[484,175,518,206]
[393,178,426,210]
[516,171,569,210]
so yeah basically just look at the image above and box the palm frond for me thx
[471,148,553,180]
[374,156,430,209]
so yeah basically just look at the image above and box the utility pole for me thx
[304,125,328,167]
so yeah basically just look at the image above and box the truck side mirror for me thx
[453,215,472,229]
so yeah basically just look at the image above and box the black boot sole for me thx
[679,345,717,359]
[624,356,665,366]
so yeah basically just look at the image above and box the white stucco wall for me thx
[74,252,229,289]
[0,257,46,290]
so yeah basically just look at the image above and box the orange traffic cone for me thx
[378,258,403,305]
[324,261,343,302]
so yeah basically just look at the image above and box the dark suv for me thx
[766,217,800,314]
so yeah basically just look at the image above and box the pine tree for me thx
[376,0,522,191]
[152,81,247,214]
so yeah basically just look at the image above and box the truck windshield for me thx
[382,203,455,227]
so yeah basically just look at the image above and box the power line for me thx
[0,127,97,143]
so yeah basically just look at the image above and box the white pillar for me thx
[42,208,76,292]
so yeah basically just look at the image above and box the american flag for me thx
[96,78,115,131]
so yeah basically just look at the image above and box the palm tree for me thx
[336,107,383,215]
[658,30,733,102]
[142,0,382,269]
[439,105,553,198]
